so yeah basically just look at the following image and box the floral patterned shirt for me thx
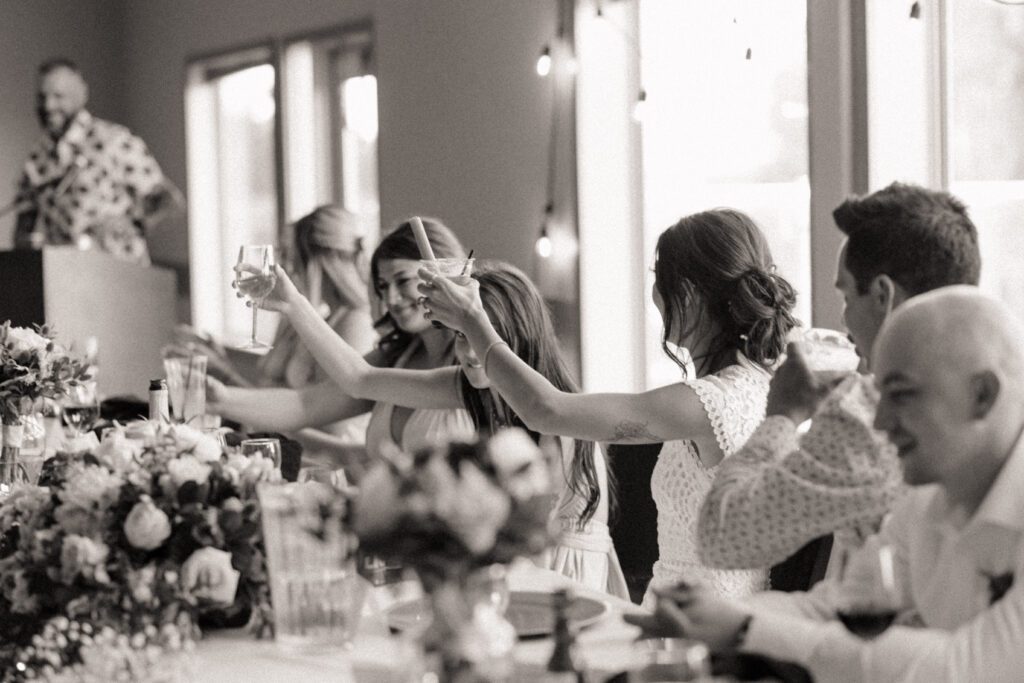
[17,110,165,263]
[697,372,906,570]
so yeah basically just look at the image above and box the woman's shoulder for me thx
[686,357,770,395]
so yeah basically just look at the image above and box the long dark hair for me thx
[369,217,466,362]
[654,209,798,376]
[457,262,605,527]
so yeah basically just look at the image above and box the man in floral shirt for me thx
[14,58,180,264]
[697,182,981,575]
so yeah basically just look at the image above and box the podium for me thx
[0,247,177,398]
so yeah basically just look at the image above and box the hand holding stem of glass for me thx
[235,245,277,349]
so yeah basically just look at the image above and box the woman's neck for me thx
[417,326,454,362]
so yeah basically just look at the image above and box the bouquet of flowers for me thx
[352,428,555,591]
[0,322,90,426]
[0,421,279,681]
[352,429,556,680]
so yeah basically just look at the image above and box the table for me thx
[189,561,646,682]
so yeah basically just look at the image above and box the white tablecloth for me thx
[189,561,644,682]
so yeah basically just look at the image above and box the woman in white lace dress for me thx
[421,209,798,605]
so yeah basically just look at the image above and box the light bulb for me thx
[536,233,553,258]
[536,46,552,77]
[632,89,648,123]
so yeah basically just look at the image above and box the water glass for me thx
[241,438,281,468]
[163,354,207,424]
[257,482,364,653]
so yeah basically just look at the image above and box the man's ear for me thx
[969,370,1000,420]
[868,275,899,317]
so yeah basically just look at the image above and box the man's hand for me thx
[767,342,847,424]
[624,584,752,653]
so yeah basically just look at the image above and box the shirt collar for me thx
[969,427,1024,532]
[41,109,92,152]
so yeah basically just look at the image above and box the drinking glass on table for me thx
[835,539,902,639]
[241,437,282,468]
[419,257,475,329]
[234,244,277,349]
[163,353,207,424]
[61,381,100,438]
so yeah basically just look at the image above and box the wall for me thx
[0,0,126,247]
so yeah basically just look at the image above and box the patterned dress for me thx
[643,357,771,607]
[17,110,166,263]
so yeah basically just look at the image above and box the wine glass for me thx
[62,381,100,439]
[835,540,902,639]
[234,245,277,349]
[241,437,282,468]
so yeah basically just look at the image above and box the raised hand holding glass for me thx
[235,245,277,349]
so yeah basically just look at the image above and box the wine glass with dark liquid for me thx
[836,541,901,639]
[234,245,277,349]
[62,381,100,439]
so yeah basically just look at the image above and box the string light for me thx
[536,45,552,76]
[536,211,554,259]
[632,88,648,123]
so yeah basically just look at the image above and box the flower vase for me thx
[419,565,516,683]
[1,417,24,495]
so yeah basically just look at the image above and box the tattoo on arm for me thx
[610,420,661,443]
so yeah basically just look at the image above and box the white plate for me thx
[387,590,609,638]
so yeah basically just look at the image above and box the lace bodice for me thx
[646,358,771,603]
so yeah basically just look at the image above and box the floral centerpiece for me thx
[0,421,279,681]
[0,323,91,489]
[353,428,555,680]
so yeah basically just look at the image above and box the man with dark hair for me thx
[13,58,181,264]
[697,182,981,574]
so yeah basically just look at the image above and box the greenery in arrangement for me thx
[0,323,92,425]
[0,422,279,681]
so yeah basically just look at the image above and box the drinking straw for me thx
[460,249,475,276]
[410,216,436,261]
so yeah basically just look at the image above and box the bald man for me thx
[631,287,1024,682]
[14,58,180,264]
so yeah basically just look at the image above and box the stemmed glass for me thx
[61,381,100,439]
[836,540,901,639]
[234,245,277,349]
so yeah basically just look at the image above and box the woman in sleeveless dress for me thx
[257,260,628,599]
[208,218,475,474]
[421,209,798,605]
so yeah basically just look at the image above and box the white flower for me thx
[171,424,222,463]
[95,430,144,471]
[180,547,240,605]
[446,462,510,555]
[123,497,172,550]
[223,453,277,488]
[57,464,123,512]
[166,456,211,489]
[487,428,551,501]
[127,564,157,604]
[60,535,110,585]
[5,326,50,357]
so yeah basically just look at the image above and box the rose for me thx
[123,497,172,550]
[446,462,511,554]
[4,326,50,357]
[487,427,552,501]
[166,456,212,489]
[57,463,123,512]
[223,453,278,490]
[171,424,222,463]
[60,535,110,585]
[180,547,241,605]
[95,430,144,471]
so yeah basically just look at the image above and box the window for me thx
[186,25,379,345]
[185,47,280,344]
[637,1,810,387]
[946,0,1024,317]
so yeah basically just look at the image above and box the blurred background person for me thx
[11,58,182,264]
[176,205,376,460]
